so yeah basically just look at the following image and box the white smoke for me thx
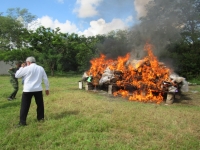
[134,0,151,18]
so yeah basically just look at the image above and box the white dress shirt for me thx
[15,63,49,92]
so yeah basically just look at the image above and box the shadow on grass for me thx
[0,101,20,109]
[173,93,193,104]
[51,110,80,120]
[179,94,193,100]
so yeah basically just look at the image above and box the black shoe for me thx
[38,118,45,122]
[16,122,27,128]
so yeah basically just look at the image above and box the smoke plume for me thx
[134,0,151,18]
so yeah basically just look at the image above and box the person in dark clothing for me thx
[7,61,21,101]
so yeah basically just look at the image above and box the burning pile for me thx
[82,43,188,104]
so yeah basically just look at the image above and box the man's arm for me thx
[15,67,27,78]
[42,69,49,95]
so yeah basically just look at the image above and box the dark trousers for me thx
[20,91,44,124]
[9,80,18,99]
[9,86,18,99]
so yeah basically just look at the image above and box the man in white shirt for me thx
[15,56,49,126]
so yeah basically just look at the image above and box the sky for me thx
[0,0,150,37]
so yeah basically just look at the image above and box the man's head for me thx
[26,56,36,65]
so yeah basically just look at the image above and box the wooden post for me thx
[85,83,93,91]
[166,93,175,104]
[108,85,112,94]
[85,84,88,91]
[78,81,83,89]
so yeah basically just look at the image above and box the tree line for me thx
[0,0,200,79]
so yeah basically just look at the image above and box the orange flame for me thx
[86,43,170,104]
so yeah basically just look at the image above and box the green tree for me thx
[28,26,67,76]
[0,8,36,63]
[6,8,36,26]
[58,33,105,73]
[167,41,200,79]
[0,15,28,50]
[61,33,80,72]
[0,48,36,63]
[75,35,102,72]
[166,0,200,78]
[1,8,36,49]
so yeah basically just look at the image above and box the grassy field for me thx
[0,75,200,150]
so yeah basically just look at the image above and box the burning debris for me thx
[81,43,188,104]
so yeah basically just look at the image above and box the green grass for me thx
[188,78,200,85]
[1,75,200,150]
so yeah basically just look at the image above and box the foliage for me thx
[75,35,102,72]
[167,40,200,79]
[28,27,67,76]
[0,8,35,65]
[0,15,28,50]
[60,33,83,72]
[6,7,37,24]
[0,48,37,63]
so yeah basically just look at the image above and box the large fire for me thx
[86,43,171,104]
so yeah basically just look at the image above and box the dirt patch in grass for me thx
[172,85,200,106]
